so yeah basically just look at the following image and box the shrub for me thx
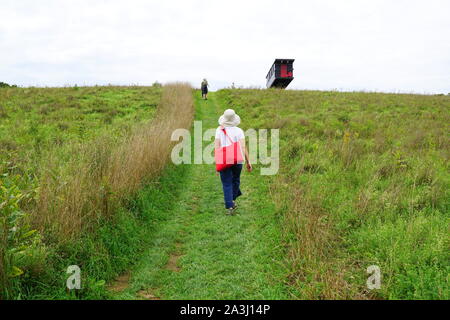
[0,183,38,299]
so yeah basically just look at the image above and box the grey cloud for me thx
[0,0,449,93]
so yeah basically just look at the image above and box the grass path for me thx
[111,92,288,299]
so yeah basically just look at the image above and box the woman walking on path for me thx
[201,79,209,100]
[215,109,252,215]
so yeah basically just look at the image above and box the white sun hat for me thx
[218,109,241,127]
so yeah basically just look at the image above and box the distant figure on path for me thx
[201,79,209,100]
[215,109,252,215]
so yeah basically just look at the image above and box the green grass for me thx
[216,88,449,299]
[3,88,287,300]
[0,85,178,299]
[110,92,288,300]
[0,86,161,182]
[3,86,447,300]
[14,161,191,299]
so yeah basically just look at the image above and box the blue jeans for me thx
[219,164,243,209]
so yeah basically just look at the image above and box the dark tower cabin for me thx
[266,59,295,89]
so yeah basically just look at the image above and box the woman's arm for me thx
[215,126,222,149]
[240,138,252,172]
[215,139,221,149]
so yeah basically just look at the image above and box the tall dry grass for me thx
[32,83,194,240]
[272,185,364,299]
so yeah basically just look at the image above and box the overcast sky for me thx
[1,0,449,93]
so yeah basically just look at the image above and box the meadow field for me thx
[217,89,449,299]
[0,84,194,298]
[0,86,448,300]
